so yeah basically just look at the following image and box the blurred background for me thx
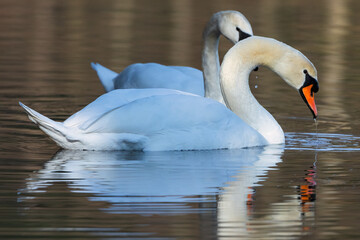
[0,0,360,239]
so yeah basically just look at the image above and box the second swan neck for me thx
[202,19,224,104]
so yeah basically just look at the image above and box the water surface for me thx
[1,0,360,239]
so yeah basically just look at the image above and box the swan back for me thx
[63,88,190,129]
[113,63,204,96]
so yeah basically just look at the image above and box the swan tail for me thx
[19,102,79,148]
[91,62,118,92]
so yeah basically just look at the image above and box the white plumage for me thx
[20,36,318,151]
[20,89,265,151]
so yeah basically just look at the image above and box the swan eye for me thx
[303,69,308,74]
[236,27,240,32]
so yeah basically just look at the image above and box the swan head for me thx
[221,36,319,119]
[216,11,253,43]
[271,45,319,119]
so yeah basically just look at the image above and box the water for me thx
[1,0,360,239]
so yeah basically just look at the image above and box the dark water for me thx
[1,0,360,239]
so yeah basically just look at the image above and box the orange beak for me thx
[300,84,318,119]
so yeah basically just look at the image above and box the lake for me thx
[1,0,360,239]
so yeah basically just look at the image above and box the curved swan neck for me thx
[220,37,287,144]
[201,15,224,104]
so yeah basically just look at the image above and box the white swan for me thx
[91,10,253,104]
[19,36,319,151]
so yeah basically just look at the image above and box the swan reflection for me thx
[22,146,282,206]
[20,146,320,238]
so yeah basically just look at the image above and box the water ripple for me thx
[285,132,360,152]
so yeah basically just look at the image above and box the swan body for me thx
[92,62,204,95]
[92,10,253,103]
[20,36,319,151]
[20,89,266,151]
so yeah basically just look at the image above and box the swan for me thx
[91,10,253,103]
[19,36,319,151]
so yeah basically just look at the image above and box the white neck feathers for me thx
[201,14,224,104]
[220,37,297,144]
